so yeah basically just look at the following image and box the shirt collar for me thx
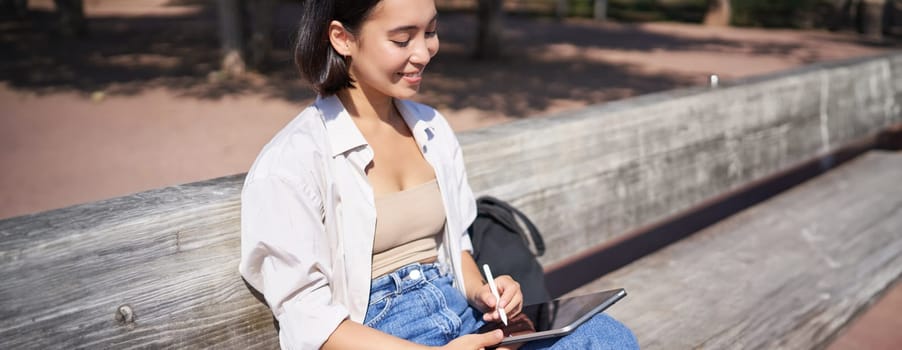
[316,95,369,158]
[396,99,437,151]
[317,95,437,158]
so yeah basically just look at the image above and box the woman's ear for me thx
[329,20,354,57]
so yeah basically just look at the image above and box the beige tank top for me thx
[371,179,444,278]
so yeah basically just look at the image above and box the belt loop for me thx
[428,261,441,277]
[389,272,402,295]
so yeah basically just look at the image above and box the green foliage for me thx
[730,0,835,28]
[593,0,836,28]
[603,0,712,23]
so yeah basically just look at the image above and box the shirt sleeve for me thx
[239,175,349,350]
[445,115,478,254]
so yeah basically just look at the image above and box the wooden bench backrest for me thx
[2,53,901,348]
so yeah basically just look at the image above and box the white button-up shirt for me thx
[239,95,477,350]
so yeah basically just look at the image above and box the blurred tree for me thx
[556,0,568,18]
[595,0,608,20]
[475,0,503,59]
[555,0,607,20]
[1,0,28,18]
[53,0,87,37]
[827,0,858,30]
[217,0,245,75]
[216,0,274,76]
[860,0,886,40]
[246,0,274,69]
[827,0,888,40]
[4,0,91,38]
[703,0,731,26]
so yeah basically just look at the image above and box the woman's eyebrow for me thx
[387,14,438,33]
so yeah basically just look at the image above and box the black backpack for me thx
[468,196,552,329]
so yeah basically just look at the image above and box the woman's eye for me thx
[425,30,437,38]
[391,39,411,47]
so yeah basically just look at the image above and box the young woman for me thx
[239,0,640,349]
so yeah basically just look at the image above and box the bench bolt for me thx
[116,305,135,324]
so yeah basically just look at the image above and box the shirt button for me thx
[408,269,421,280]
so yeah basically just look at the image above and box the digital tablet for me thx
[479,288,626,346]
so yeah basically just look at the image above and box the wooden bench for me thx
[570,150,902,349]
[1,52,901,348]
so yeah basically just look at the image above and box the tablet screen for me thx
[479,288,626,345]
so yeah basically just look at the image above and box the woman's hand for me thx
[469,275,523,323]
[440,329,503,349]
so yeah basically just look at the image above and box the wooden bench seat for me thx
[2,53,900,348]
[569,151,902,349]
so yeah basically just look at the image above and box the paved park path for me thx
[1,2,899,348]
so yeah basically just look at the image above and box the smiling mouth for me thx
[399,71,423,78]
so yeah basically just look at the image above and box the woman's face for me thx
[347,0,439,100]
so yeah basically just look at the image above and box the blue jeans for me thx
[364,262,639,349]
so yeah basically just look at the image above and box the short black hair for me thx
[294,0,382,95]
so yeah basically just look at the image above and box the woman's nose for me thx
[411,37,437,65]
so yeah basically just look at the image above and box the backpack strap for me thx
[477,196,546,256]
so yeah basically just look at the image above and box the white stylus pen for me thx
[482,264,508,326]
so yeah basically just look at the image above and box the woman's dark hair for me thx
[295,0,382,95]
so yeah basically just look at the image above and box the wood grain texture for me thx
[0,54,900,348]
[568,151,902,350]
[461,53,901,266]
[0,175,279,349]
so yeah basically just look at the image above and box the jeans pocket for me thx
[364,296,395,328]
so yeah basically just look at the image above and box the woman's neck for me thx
[337,87,396,125]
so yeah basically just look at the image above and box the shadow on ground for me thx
[0,2,830,118]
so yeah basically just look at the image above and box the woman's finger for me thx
[497,277,520,307]
[505,292,522,318]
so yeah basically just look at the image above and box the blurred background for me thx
[1,1,900,349]
[2,0,899,220]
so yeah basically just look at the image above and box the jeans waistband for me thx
[369,262,445,304]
